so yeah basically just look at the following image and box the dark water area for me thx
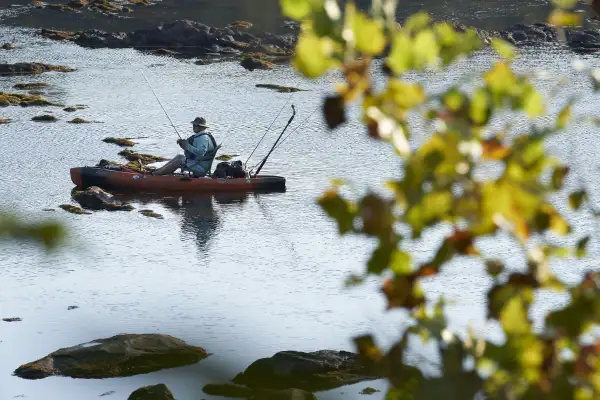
[0,0,583,34]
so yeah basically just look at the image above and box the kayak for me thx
[70,166,286,193]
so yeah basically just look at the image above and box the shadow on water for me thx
[111,188,286,253]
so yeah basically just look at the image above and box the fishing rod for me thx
[253,104,296,177]
[140,69,183,140]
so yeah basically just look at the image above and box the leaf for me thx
[486,259,505,278]
[353,334,384,368]
[368,240,397,274]
[569,190,587,210]
[491,38,516,60]
[442,88,465,112]
[323,95,346,129]
[551,165,569,190]
[359,193,393,236]
[482,136,511,160]
[390,250,412,275]
[386,32,413,75]
[413,29,440,69]
[381,276,425,309]
[523,88,545,118]
[484,61,517,95]
[552,0,578,8]
[387,79,425,109]
[353,10,386,54]
[548,10,583,27]
[557,103,572,129]
[403,11,431,33]
[499,296,531,336]
[469,88,491,125]
[293,33,334,78]
[317,189,355,234]
[280,0,312,20]
[577,236,590,258]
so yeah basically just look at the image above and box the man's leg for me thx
[151,154,186,175]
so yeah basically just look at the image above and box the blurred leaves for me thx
[0,212,66,250]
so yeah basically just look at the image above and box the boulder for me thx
[128,384,175,400]
[240,56,273,71]
[0,62,74,77]
[13,333,209,379]
[72,186,134,211]
[231,350,382,392]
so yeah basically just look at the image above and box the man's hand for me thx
[177,139,186,147]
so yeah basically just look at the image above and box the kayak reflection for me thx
[112,189,285,253]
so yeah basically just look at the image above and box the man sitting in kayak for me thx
[151,116,220,177]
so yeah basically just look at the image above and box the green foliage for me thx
[0,212,66,249]
[282,0,600,398]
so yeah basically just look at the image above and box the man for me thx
[151,117,220,177]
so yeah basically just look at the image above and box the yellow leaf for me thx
[469,88,491,125]
[404,11,431,33]
[500,296,530,336]
[413,29,440,69]
[484,61,517,94]
[433,22,458,46]
[387,79,425,109]
[491,38,516,60]
[443,88,465,111]
[523,89,545,118]
[353,11,386,55]
[293,33,334,78]
[548,10,583,27]
[387,32,413,74]
[280,0,313,20]
[557,103,572,128]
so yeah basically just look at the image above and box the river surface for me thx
[2,1,600,400]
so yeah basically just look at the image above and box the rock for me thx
[28,90,45,96]
[139,210,163,219]
[360,387,380,395]
[255,84,306,93]
[40,29,78,41]
[72,186,134,211]
[203,384,253,398]
[0,92,61,107]
[128,0,152,5]
[64,105,87,112]
[227,21,253,30]
[59,204,92,214]
[3,317,22,322]
[102,137,136,147]
[67,306,79,310]
[118,149,168,163]
[231,350,382,392]
[150,48,180,56]
[100,391,116,396]
[67,0,88,9]
[13,333,209,380]
[0,117,11,124]
[241,56,274,71]
[128,384,175,400]
[2,43,16,50]
[15,82,50,91]
[32,114,57,122]
[0,63,74,77]
[68,117,91,123]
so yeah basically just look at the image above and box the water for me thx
[1,3,600,400]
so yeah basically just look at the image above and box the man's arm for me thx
[179,135,209,157]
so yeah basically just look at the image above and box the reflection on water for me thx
[113,189,285,253]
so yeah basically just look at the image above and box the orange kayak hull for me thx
[70,167,286,193]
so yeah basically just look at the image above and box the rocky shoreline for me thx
[28,18,600,69]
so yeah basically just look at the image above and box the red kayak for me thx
[70,166,286,193]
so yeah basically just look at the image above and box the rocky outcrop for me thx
[36,18,600,58]
[128,384,175,400]
[0,62,74,76]
[71,186,134,211]
[0,92,61,107]
[231,350,382,392]
[13,333,209,379]
[38,19,296,61]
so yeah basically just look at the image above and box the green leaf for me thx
[491,38,516,60]
[403,11,431,33]
[577,236,590,258]
[413,29,440,69]
[523,88,545,118]
[499,296,530,336]
[280,0,312,20]
[387,33,413,75]
[486,259,505,278]
[367,240,397,274]
[317,189,355,234]
[390,250,412,275]
[548,9,583,27]
[293,32,334,78]
[354,11,386,55]
[557,103,572,128]
[569,190,587,210]
[551,165,569,190]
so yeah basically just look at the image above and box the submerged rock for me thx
[63,105,87,112]
[255,84,306,93]
[13,333,209,379]
[67,305,79,310]
[59,204,92,214]
[68,117,91,123]
[241,56,274,71]
[118,149,168,164]
[203,384,316,400]
[0,92,61,107]
[103,137,136,147]
[14,82,49,90]
[2,43,16,50]
[31,114,57,122]
[128,384,175,400]
[360,387,380,395]
[3,317,22,322]
[227,21,253,30]
[139,210,163,219]
[72,186,134,211]
[231,350,382,392]
[0,117,11,124]
[0,62,74,77]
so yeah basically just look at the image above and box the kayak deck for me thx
[70,167,286,193]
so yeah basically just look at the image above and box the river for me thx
[1,1,600,400]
